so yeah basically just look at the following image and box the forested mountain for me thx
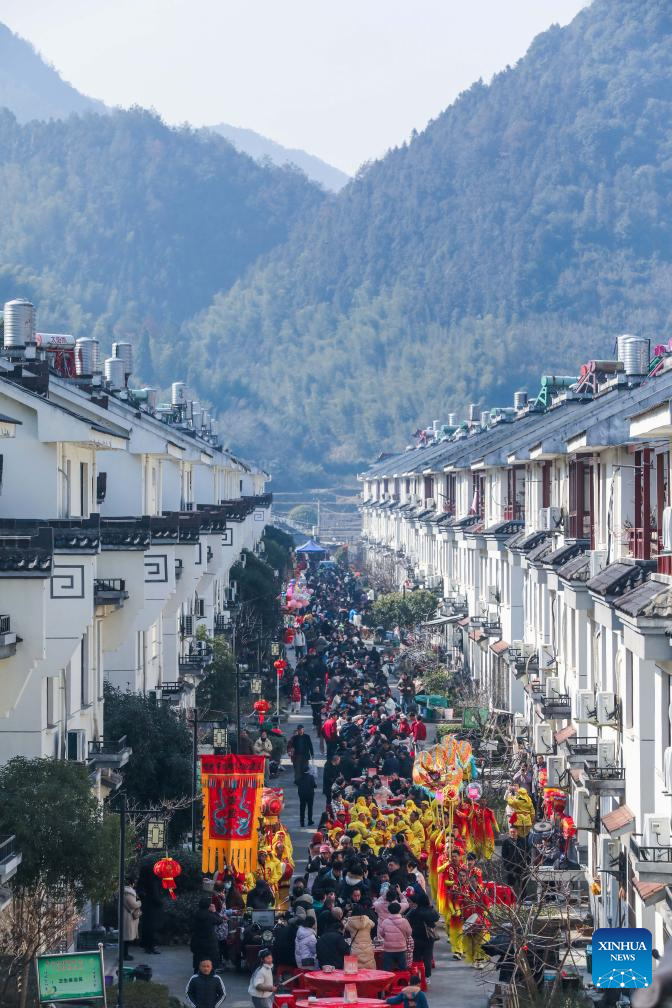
[183,0,672,485]
[0,23,105,120]
[209,123,349,192]
[0,108,325,379]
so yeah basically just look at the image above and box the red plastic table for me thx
[303,969,395,998]
[297,999,385,1008]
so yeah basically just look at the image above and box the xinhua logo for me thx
[592,928,652,988]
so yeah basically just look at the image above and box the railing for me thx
[584,765,625,781]
[567,737,598,757]
[0,835,18,864]
[94,578,126,594]
[160,681,186,694]
[630,837,672,863]
[88,736,129,758]
[214,614,229,635]
[541,694,572,716]
[627,526,658,561]
[0,615,10,635]
[483,621,502,636]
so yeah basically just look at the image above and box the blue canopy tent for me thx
[296,538,327,555]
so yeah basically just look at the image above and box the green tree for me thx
[103,686,192,808]
[369,590,438,631]
[288,504,317,527]
[0,759,119,1007]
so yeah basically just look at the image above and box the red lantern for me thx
[153,856,182,900]
[274,658,287,679]
[254,698,271,724]
[284,628,295,645]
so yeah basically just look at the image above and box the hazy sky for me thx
[0,0,588,174]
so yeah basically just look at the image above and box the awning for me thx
[554,724,577,745]
[458,617,470,627]
[490,639,510,656]
[422,615,462,627]
[296,539,327,554]
[602,804,635,838]
[469,629,485,643]
[633,877,666,907]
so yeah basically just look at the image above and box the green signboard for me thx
[36,949,105,1003]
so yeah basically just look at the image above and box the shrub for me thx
[157,890,203,945]
[106,981,182,1008]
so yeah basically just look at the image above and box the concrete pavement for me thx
[130,707,489,1008]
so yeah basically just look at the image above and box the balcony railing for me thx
[0,613,19,660]
[630,838,672,865]
[567,737,598,758]
[630,836,672,879]
[584,765,626,792]
[0,835,22,882]
[214,614,229,635]
[87,735,132,769]
[94,578,128,608]
[541,694,572,718]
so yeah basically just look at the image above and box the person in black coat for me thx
[288,725,314,782]
[322,755,343,802]
[185,959,226,1008]
[296,769,317,827]
[501,826,529,894]
[189,897,222,973]
[404,889,440,977]
[247,878,275,909]
[272,919,300,967]
[316,918,350,969]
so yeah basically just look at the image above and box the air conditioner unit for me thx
[534,723,554,754]
[181,614,194,637]
[597,740,616,767]
[538,643,555,673]
[67,729,86,762]
[596,691,617,725]
[545,675,561,698]
[546,754,566,787]
[539,507,562,532]
[589,549,608,578]
[574,787,598,831]
[644,814,671,847]
[600,836,620,872]
[574,690,595,723]
[514,713,527,732]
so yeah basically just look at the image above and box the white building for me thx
[361,340,672,946]
[0,299,271,802]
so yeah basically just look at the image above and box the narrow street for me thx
[142,711,489,1008]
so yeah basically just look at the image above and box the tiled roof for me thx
[514,530,550,554]
[458,617,470,627]
[469,629,485,642]
[528,539,554,564]
[0,527,53,577]
[545,540,589,567]
[633,877,666,907]
[453,514,483,530]
[586,561,649,598]
[490,639,510,656]
[601,805,635,837]
[616,579,672,619]
[506,530,526,549]
[483,520,525,537]
[557,554,590,583]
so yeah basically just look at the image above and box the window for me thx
[444,473,456,514]
[568,458,594,543]
[423,475,434,501]
[625,651,633,730]
[470,473,485,519]
[505,467,525,520]
[542,462,552,509]
[80,631,90,707]
[632,449,653,559]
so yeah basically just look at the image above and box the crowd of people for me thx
[183,560,582,1007]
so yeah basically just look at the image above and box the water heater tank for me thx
[171,381,186,406]
[104,356,125,390]
[467,403,478,423]
[112,341,133,381]
[143,387,157,412]
[35,332,76,351]
[3,299,35,348]
[514,390,528,410]
[447,413,458,427]
[75,337,101,376]
[616,334,650,377]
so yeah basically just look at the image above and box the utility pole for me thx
[116,791,126,1008]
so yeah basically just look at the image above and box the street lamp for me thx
[190,711,229,853]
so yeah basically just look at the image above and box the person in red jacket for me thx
[322,715,339,758]
[411,715,427,751]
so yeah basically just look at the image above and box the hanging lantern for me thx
[274,658,287,679]
[254,698,271,724]
[153,856,182,900]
